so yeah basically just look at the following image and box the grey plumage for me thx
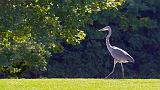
[99,26,134,78]
[109,46,134,63]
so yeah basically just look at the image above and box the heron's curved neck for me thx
[106,29,112,50]
[107,29,112,38]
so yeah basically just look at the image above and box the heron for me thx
[99,26,134,78]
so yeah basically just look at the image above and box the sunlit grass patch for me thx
[0,79,159,90]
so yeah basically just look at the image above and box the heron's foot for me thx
[105,72,113,78]
[105,75,110,78]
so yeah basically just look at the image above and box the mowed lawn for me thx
[0,79,159,90]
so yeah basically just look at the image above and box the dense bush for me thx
[46,0,160,78]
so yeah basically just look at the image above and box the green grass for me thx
[0,79,159,90]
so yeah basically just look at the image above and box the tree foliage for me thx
[47,0,160,78]
[0,0,122,77]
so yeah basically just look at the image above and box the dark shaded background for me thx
[46,0,160,78]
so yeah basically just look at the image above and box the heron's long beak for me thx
[98,28,109,31]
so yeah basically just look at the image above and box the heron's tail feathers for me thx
[127,55,134,63]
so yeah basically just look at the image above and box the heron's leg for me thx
[105,59,117,78]
[121,63,124,78]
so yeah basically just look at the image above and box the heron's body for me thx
[109,46,134,63]
[99,26,134,78]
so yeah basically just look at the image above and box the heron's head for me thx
[98,26,111,31]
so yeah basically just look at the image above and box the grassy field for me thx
[0,79,159,90]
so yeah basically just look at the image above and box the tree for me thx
[0,0,122,78]
[47,0,160,78]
